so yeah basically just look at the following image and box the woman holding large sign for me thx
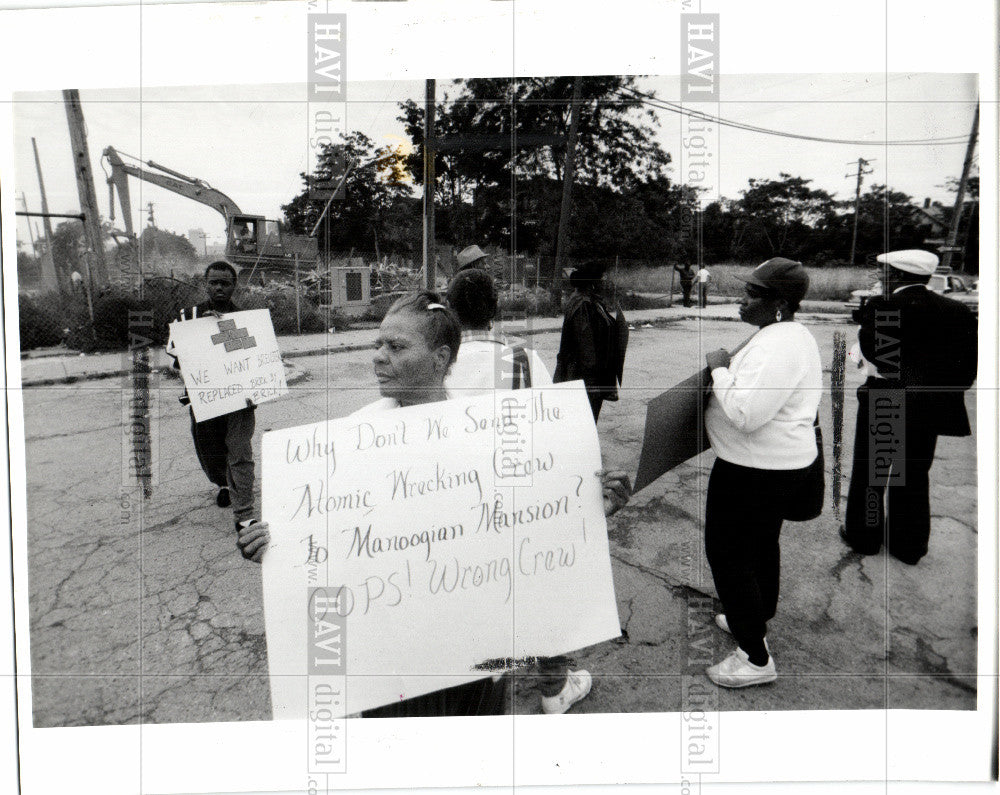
[701,258,821,688]
[239,290,631,716]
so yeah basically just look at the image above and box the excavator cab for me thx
[227,215,263,257]
[225,214,317,269]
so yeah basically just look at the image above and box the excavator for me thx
[102,146,317,273]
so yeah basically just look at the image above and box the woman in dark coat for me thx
[553,261,629,421]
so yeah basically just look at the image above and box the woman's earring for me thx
[776,309,783,322]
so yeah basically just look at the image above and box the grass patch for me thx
[609,263,875,302]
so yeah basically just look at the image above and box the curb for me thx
[19,307,851,386]
[21,362,310,389]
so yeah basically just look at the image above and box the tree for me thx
[849,184,924,264]
[397,77,673,250]
[728,174,838,261]
[17,251,42,285]
[50,220,86,279]
[139,227,197,263]
[281,131,415,256]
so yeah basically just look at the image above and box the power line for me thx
[619,87,970,147]
[623,87,970,145]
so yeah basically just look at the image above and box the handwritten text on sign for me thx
[168,309,287,421]
[261,384,621,718]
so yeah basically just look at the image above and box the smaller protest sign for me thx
[633,335,754,493]
[632,367,712,494]
[167,309,287,422]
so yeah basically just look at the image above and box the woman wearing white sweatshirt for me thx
[702,258,821,688]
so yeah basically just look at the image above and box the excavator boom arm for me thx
[103,146,243,235]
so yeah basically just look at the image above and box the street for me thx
[23,316,977,726]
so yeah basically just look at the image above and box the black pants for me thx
[189,407,256,522]
[680,282,693,307]
[588,393,603,421]
[704,458,808,663]
[844,379,938,564]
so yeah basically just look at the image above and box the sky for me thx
[12,73,978,250]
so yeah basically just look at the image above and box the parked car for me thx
[845,271,978,315]
[928,273,978,314]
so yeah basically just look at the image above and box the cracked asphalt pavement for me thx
[22,317,977,726]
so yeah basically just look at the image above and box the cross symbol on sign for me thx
[210,318,257,352]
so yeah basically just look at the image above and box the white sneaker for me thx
[706,647,776,688]
[540,669,593,714]
[713,614,770,652]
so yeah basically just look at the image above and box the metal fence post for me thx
[294,253,302,335]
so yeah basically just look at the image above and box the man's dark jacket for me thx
[855,285,977,437]
[553,292,629,400]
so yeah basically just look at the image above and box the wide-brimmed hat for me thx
[743,257,809,306]
[876,249,938,276]
[456,245,488,270]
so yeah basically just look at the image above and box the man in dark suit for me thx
[842,250,978,564]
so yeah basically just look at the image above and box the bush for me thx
[18,294,68,350]
[62,287,160,352]
[498,286,560,318]
[361,291,407,323]
[242,285,328,334]
[22,277,347,353]
[616,291,669,310]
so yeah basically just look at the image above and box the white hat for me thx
[456,245,488,269]
[876,249,938,276]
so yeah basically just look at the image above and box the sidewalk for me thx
[16,300,849,387]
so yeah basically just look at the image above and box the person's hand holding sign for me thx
[705,349,731,370]
[600,470,632,515]
[237,521,270,563]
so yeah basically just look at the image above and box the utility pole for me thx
[422,79,437,290]
[31,137,63,292]
[845,157,874,265]
[19,194,38,252]
[941,103,979,273]
[554,76,583,290]
[63,89,109,287]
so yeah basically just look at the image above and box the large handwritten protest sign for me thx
[167,309,287,421]
[260,383,621,719]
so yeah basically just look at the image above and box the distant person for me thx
[842,250,978,564]
[674,262,695,307]
[553,261,629,422]
[237,290,631,717]
[455,245,489,273]
[70,270,84,293]
[166,261,257,532]
[444,268,551,394]
[696,265,711,308]
[702,257,821,688]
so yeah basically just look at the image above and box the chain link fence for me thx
[16,250,688,354]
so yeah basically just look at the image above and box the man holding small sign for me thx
[167,261,286,531]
